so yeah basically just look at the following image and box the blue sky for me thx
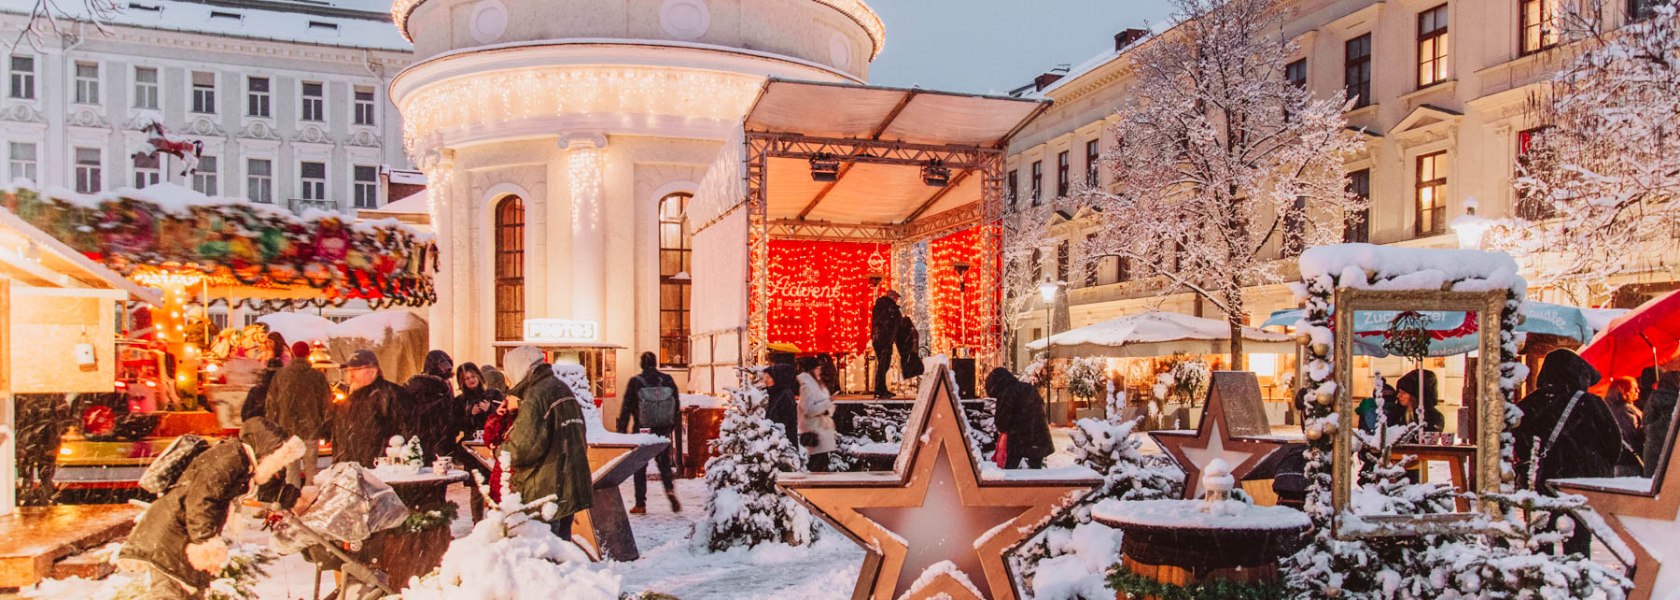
[864,0,1176,95]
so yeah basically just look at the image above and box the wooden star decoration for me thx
[1555,432,1680,600]
[779,366,1098,600]
[1149,378,1286,499]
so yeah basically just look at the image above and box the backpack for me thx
[139,434,211,495]
[635,376,678,430]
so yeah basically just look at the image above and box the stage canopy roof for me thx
[744,78,1049,227]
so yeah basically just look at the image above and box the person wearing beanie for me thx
[618,352,682,513]
[267,339,331,487]
[330,350,404,467]
[120,417,306,598]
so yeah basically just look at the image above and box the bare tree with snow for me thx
[1496,0,1680,300]
[7,0,122,53]
[1087,0,1364,368]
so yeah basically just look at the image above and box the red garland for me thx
[766,240,890,354]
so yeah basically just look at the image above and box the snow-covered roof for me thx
[1298,243,1526,295]
[0,0,412,52]
[376,190,428,214]
[1026,310,1294,357]
[1020,19,1175,100]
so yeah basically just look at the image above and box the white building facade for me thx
[1007,0,1679,360]
[0,0,413,216]
[393,0,884,408]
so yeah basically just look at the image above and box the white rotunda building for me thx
[391,0,885,398]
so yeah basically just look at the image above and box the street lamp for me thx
[1450,198,1492,250]
[1038,280,1059,403]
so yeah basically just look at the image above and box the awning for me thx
[1259,301,1618,356]
[745,78,1050,226]
[1026,311,1295,358]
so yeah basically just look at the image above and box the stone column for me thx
[561,133,608,327]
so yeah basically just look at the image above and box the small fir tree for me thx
[1016,414,1183,595]
[697,370,815,551]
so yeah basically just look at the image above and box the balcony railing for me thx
[288,197,336,215]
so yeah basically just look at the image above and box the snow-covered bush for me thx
[1016,416,1182,598]
[404,473,621,600]
[695,372,815,551]
[1063,357,1105,404]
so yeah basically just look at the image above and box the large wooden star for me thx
[1149,378,1286,499]
[779,366,1097,600]
[1555,432,1680,600]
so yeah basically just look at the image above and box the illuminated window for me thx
[1345,169,1371,243]
[659,193,693,367]
[495,196,525,341]
[1415,151,1448,236]
[1521,0,1559,54]
[1418,5,1450,88]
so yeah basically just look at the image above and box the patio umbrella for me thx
[1025,311,1294,358]
[1581,290,1680,394]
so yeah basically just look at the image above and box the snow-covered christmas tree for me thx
[1017,413,1183,599]
[696,370,815,552]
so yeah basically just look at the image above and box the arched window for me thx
[494,196,524,341]
[658,193,692,367]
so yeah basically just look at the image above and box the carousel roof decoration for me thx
[0,183,438,308]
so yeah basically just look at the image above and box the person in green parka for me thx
[501,347,593,541]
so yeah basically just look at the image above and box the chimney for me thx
[1034,72,1064,91]
[1034,64,1072,92]
[1115,28,1149,51]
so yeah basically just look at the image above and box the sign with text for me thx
[524,319,599,344]
[767,240,890,354]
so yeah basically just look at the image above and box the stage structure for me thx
[688,79,1047,393]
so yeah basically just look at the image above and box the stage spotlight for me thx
[810,153,840,182]
[921,159,950,187]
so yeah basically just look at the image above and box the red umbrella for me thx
[1580,290,1680,394]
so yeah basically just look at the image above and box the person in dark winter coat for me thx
[331,350,403,467]
[818,353,842,395]
[896,315,924,380]
[986,368,1053,469]
[503,350,593,541]
[267,354,331,486]
[119,418,306,599]
[617,352,682,513]
[1513,349,1625,557]
[404,350,460,461]
[765,363,801,447]
[14,394,70,506]
[1390,370,1446,433]
[1605,377,1646,477]
[456,362,500,435]
[239,359,284,422]
[870,290,902,398]
[1640,367,1679,477]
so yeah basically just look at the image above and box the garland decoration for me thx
[1,186,438,307]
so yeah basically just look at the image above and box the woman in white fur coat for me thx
[796,356,839,472]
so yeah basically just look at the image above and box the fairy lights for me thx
[397,66,763,154]
[766,240,888,354]
[391,0,885,60]
[929,227,983,353]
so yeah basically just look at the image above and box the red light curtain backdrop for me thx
[929,227,984,352]
[767,240,891,354]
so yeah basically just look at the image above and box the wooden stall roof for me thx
[0,207,162,304]
[744,78,1050,227]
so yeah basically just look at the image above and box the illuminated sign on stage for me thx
[523,319,600,343]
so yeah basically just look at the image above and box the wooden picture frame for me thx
[1331,288,1508,539]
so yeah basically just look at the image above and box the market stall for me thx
[1025,310,1296,425]
[2,182,437,488]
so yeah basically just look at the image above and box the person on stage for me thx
[870,289,902,398]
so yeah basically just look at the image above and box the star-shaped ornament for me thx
[1556,430,1680,600]
[1149,373,1286,499]
[779,366,1098,600]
